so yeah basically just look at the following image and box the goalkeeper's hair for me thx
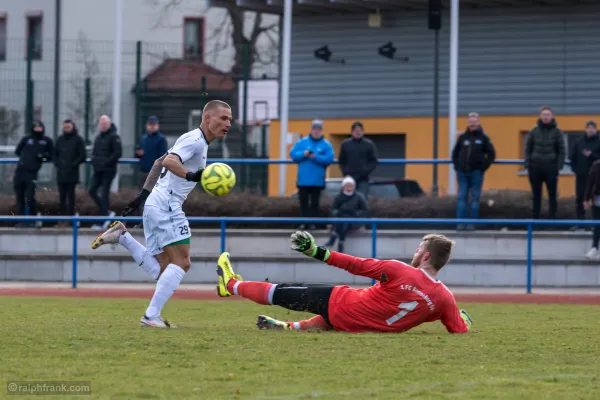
[422,234,455,271]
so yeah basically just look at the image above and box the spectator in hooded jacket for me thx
[53,119,87,227]
[524,106,566,220]
[290,119,334,230]
[88,115,122,229]
[451,112,496,231]
[13,120,53,227]
[135,115,168,188]
[569,120,600,230]
[338,121,378,198]
[323,176,368,253]
[583,159,600,259]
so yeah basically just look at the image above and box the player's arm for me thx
[122,153,168,216]
[440,297,472,334]
[290,231,407,281]
[161,153,202,182]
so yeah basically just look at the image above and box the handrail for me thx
[0,215,595,292]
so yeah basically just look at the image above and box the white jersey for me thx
[145,128,208,211]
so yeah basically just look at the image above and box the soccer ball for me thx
[201,162,236,196]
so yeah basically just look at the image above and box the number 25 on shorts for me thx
[386,301,418,325]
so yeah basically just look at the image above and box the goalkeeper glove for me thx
[290,231,330,262]
[460,309,473,331]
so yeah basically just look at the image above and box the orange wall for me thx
[268,115,600,197]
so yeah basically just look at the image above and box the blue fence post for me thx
[72,217,79,289]
[371,222,377,286]
[220,220,226,253]
[526,223,533,294]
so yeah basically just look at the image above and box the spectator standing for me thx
[135,116,168,187]
[13,121,53,227]
[451,112,496,231]
[54,120,86,227]
[583,160,600,259]
[324,176,368,252]
[569,120,600,230]
[338,121,378,198]
[290,119,334,230]
[524,106,565,220]
[88,115,122,230]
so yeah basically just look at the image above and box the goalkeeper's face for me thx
[411,242,429,268]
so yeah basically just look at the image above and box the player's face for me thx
[207,107,232,139]
[411,242,428,268]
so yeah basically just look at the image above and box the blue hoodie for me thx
[137,131,168,173]
[290,135,334,187]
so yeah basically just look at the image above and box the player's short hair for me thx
[422,234,455,271]
[539,105,552,113]
[203,100,231,114]
[467,112,479,119]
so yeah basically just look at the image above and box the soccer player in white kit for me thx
[91,100,232,328]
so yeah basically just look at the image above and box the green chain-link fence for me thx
[0,37,270,194]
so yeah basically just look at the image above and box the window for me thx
[519,130,583,174]
[0,15,6,61]
[183,18,204,61]
[26,14,43,60]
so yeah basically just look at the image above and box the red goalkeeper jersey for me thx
[325,252,468,334]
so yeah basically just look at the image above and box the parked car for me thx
[291,178,425,199]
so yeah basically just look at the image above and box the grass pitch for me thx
[0,297,598,400]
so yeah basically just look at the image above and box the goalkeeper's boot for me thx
[257,315,292,331]
[91,221,126,249]
[460,309,473,331]
[216,252,243,297]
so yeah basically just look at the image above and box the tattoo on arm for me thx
[142,153,167,192]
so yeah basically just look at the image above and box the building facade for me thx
[267,2,600,197]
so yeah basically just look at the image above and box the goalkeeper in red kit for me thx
[216,231,473,333]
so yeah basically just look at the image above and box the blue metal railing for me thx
[0,215,595,293]
[0,157,542,165]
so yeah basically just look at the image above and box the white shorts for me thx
[143,205,191,255]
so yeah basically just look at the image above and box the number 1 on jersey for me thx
[385,301,418,325]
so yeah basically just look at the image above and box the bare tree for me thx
[149,0,279,78]
[65,31,112,140]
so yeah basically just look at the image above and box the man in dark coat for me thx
[524,106,566,219]
[54,119,86,226]
[452,112,496,230]
[88,115,122,228]
[338,121,378,198]
[569,120,600,229]
[13,120,53,227]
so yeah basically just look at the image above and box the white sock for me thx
[293,322,301,331]
[145,264,186,319]
[119,232,160,280]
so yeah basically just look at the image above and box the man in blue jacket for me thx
[136,116,168,187]
[290,120,334,230]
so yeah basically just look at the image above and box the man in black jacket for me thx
[88,115,122,228]
[569,120,600,229]
[54,119,87,226]
[451,112,496,230]
[13,120,53,226]
[338,121,378,198]
[524,106,566,219]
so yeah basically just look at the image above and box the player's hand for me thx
[122,189,150,217]
[460,309,473,331]
[291,231,317,256]
[185,168,204,182]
